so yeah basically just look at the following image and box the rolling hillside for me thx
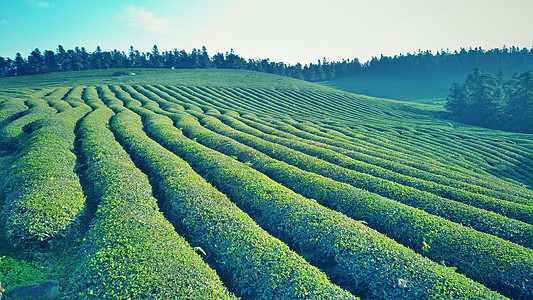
[318,73,455,104]
[0,69,532,299]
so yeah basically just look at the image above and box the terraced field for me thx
[0,69,532,299]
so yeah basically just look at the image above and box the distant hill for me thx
[319,72,455,104]
[320,47,533,103]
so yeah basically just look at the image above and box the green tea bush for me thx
[43,87,73,112]
[0,104,57,150]
[131,84,187,112]
[1,105,90,245]
[67,107,235,299]
[237,116,533,205]
[140,109,506,299]
[226,114,533,210]
[0,256,50,294]
[108,107,355,299]
[173,112,530,299]
[0,99,27,129]
[213,114,533,229]
[81,86,105,108]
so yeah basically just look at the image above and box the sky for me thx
[1,0,532,65]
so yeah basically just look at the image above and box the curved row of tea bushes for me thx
[0,101,57,150]
[166,86,233,113]
[167,85,288,117]
[214,114,533,224]
[67,106,235,299]
[377,124,533,184]
[110,85,165,113]
[185,89,480,179]
[236,116,533,204]
[198,115,533,248]
[131,85,185,112]
[474,137,533,169]
[81,86,106,109]
[134,85,205,113]
[0,99,28,129]
[43,87,73,111]
[62,86,87,107]
[286,89,389,121]
[173,112,530,299]
[196,86,267,115]
[238,115,533,204]
[287,118,533,200]
[272,116,479,171]
[245,88,365,125]
[306,121,533,200]
[107,106,355,300]
[140,110,507,299]
[187,86,248,111]
[130,84,533,203]
[135,84,533,204]
[244,115,533,203]
[1,104,91,245]
[288,118,482,172]
[346,123,533,184]
[154,86,223,115]
[389,122,533,177]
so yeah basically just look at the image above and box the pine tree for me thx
[14,52,26,75]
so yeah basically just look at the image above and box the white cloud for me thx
[124,5,172,33]
[26,0,51,7]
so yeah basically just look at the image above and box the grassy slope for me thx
[319,73,459,104]
[0,69,532,298]
[0,68,324,90]
[1,69,531,204]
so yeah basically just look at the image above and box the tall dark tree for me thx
[14,52,26,75]
[90,46,105,69]
[508,72,533,133]
[129,46,140,67]
[44,50,58,72]
[79,47,90,70]
[150,45,163,68]
[56,45,68,71]
[0,57,8,77]
[212,52,225,69]
[199,46,211,69]
[27,48,45,74]
[68,48,84,71]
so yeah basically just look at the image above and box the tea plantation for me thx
[0,69,532,299]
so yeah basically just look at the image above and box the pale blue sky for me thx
[1,0,532,64]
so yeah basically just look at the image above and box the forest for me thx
[446,69,533,134]
[1,45,533,83]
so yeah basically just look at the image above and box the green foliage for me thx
[111,70,132,76]
[168,110,523,298]
[1,105,90,246]
[212,114,533,229]
[0,102,57,150]
[125,105,505,298]
[0,256,50,293]
[0,68,325,91]
[447,69,533,134]
[108,103,355,299]
[1,69,531,298]
[67,107,235,299]
[0,98,27,129]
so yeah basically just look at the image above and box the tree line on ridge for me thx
[1,45,533,83]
